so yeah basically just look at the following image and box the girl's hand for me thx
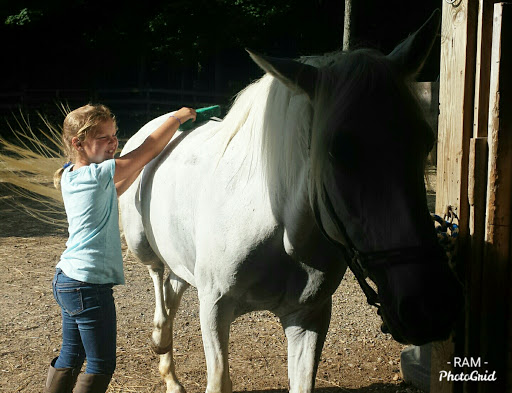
[173,107,197,124]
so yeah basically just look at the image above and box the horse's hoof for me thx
[149,336,174,355]
[167,383,187,393]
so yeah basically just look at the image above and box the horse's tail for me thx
[0,110,67,226]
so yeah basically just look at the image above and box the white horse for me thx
[119,10,462,393]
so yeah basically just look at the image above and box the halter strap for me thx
[313,183,429,308]
[311,184,379,306]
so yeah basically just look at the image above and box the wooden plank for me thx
[466,137,488,393]
[435,0,477,230]
[481,4,512,392]
[472,0,500,139]
[464,2,497,393]
[432,1,478,392]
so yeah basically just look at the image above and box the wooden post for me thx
[480,4,512,392]
[343,0,352,50]
[464,2,497,393]
[432,1,478,392]
[472,0,499,140]
[466,136,488,393]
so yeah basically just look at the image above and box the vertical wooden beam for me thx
[436,1,478,224]
[481,4,512,392]
[466,136,487,393]
[343,0,352,50]
[432,1,478,392]
[465,2,497,393]
[472,0,499,140]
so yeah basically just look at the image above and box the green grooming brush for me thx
[178,105,221,131]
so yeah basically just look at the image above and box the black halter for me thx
[312,183,428,308]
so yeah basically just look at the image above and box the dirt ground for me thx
[0,184,424,393]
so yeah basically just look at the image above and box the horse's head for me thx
[247,10,463,346]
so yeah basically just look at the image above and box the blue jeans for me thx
[52,269,116,375]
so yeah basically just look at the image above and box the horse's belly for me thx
[142,154,343,311]
[138,121,266,281]
[131,119,344,311]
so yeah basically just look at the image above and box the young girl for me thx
[44,104,196,393]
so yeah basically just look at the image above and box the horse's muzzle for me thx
[372,256,464,346]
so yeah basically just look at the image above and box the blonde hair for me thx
[53,104,116,189]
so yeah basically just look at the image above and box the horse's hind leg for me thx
[148,261,171,354]
[148,262,189,393]
[280,299,332,393]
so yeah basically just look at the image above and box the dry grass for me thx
[0,184,422,393]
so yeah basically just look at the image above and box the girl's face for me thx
[78,119,118,165]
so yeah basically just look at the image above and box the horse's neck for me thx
[220,75,314,229]
[258,93,314,235]
[260,86,311,193]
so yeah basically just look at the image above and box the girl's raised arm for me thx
[114,107,196,194]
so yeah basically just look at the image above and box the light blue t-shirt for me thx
[57,159,125,285]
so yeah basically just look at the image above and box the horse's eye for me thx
[329,133,360,169]
[415,118,435,156]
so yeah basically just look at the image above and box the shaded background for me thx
[0,0,441,137]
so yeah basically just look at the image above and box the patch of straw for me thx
[0,108,68,227]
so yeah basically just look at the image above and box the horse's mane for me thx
[215,53,341,200]
[216,48,432,211]
[0,49,432,228]
[309,48,432,205]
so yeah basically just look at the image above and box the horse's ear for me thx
[246,49,318,99]
[386,9,441,77]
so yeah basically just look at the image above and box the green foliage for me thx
[0,0,345,92]
[4,7,42,25]
[145,0,321,65]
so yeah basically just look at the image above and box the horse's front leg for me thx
[280,298,332,393]
[199,292,234,393]
[148,262,189,393]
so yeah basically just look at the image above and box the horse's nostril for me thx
[400,295,452,331]
[399,296,427,326]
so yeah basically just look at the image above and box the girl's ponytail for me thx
[53,161,72,189]
[53,167,65,189]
